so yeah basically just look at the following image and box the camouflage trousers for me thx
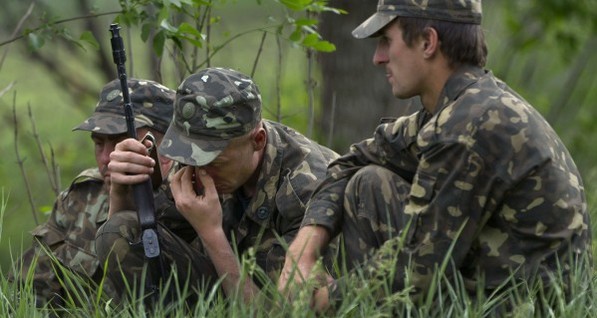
[340,165,411,270]
[95,210,219,304]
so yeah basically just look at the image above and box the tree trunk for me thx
[319,0,420,153]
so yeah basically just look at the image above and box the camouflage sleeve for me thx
[263,144,339,279]
[10,192,69,307]
[299,156,357,236]
[10,169,106,307]
[301,114,420,237]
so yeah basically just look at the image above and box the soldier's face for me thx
[197,127,266,195]
[92,127,171,186]
[373,21,426,99]
[92,132,128,182]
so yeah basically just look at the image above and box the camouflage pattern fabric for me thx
[301,66,592,301]
[10,167,190,307]
[95,210,216,305]
[9,168,113,307]
[73,78,175,134]
[352,0,483,39]
[159,67,262,166]
[96,120,339,301]
[220,121,338,283]
[339,165,412,269]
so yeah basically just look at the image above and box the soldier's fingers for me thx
[114,138,148,155]
[179,166,197,196]
[141,138,154,150]
[170,167,186,195]
[171,166,183,183]
[196,169,217,199]
[172,167,207,218]
[110,147,155,170]
[110,171,150,185]
[108,159,154,177]
[171,167,196,202]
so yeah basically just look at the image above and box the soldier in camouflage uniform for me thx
[95,67,339,303]
[279,0,593,311]
[9,79,177,308]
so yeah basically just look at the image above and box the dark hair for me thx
[397,17,487,68]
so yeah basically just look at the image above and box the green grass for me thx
[2,188,596,317]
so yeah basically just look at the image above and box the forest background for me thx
[0,0,596,278]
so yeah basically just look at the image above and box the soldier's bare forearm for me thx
[199,227,259,302]
[279,225,331,292]
[288,225,331,262]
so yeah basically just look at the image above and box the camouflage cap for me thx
[352,0,483,39]
[73,79,175,134]
[158,67,262,166]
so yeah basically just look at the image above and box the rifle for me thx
[109,23,167,305]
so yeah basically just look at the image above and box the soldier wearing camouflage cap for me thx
[73,78,174,135]
[10,78,178,308]
[95,67,339,303]
[281,0,592,312]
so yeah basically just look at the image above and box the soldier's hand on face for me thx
[171,166,223,236]
[108,138,155,186]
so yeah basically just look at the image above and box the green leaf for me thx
[301,25,317,35]
[312,40,335,52]
[79,31,99,50]
[301,33,319,46]
[153,30,166,57]
[59,28,75,42]
[171,36,183,50]
[39,205,53,215]
[321,7,347,15]
[192,0,210,6]
[158,5,170,22]
[177,22,204,39]
[294,18,318,27]
[160,19,178,33]
[166,0,184,8]
[289,29,302,42]
[141,23,152,42]
[180,36,203,48]
[279,0,311,11]
[27,32,45,51]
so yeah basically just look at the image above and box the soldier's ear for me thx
[251,126,267,151]
[421,27,440,59]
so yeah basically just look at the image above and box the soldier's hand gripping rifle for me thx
[109,23,167,303]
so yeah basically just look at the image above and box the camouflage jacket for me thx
[12,166,186,307]
[302,66,592,297]
[10,168,110,306]
[214,120,338,283]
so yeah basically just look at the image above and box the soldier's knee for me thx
[95,210,140,264]
[344,165,410,214]
[347,165,404,193]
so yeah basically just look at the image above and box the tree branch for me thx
[12,95,39,226]
[0,11,122,47]
[0,1,35,71]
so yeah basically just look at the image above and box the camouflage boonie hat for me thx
[352,0,483,39]
[158,67,262,166]
[73,79,175,134]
